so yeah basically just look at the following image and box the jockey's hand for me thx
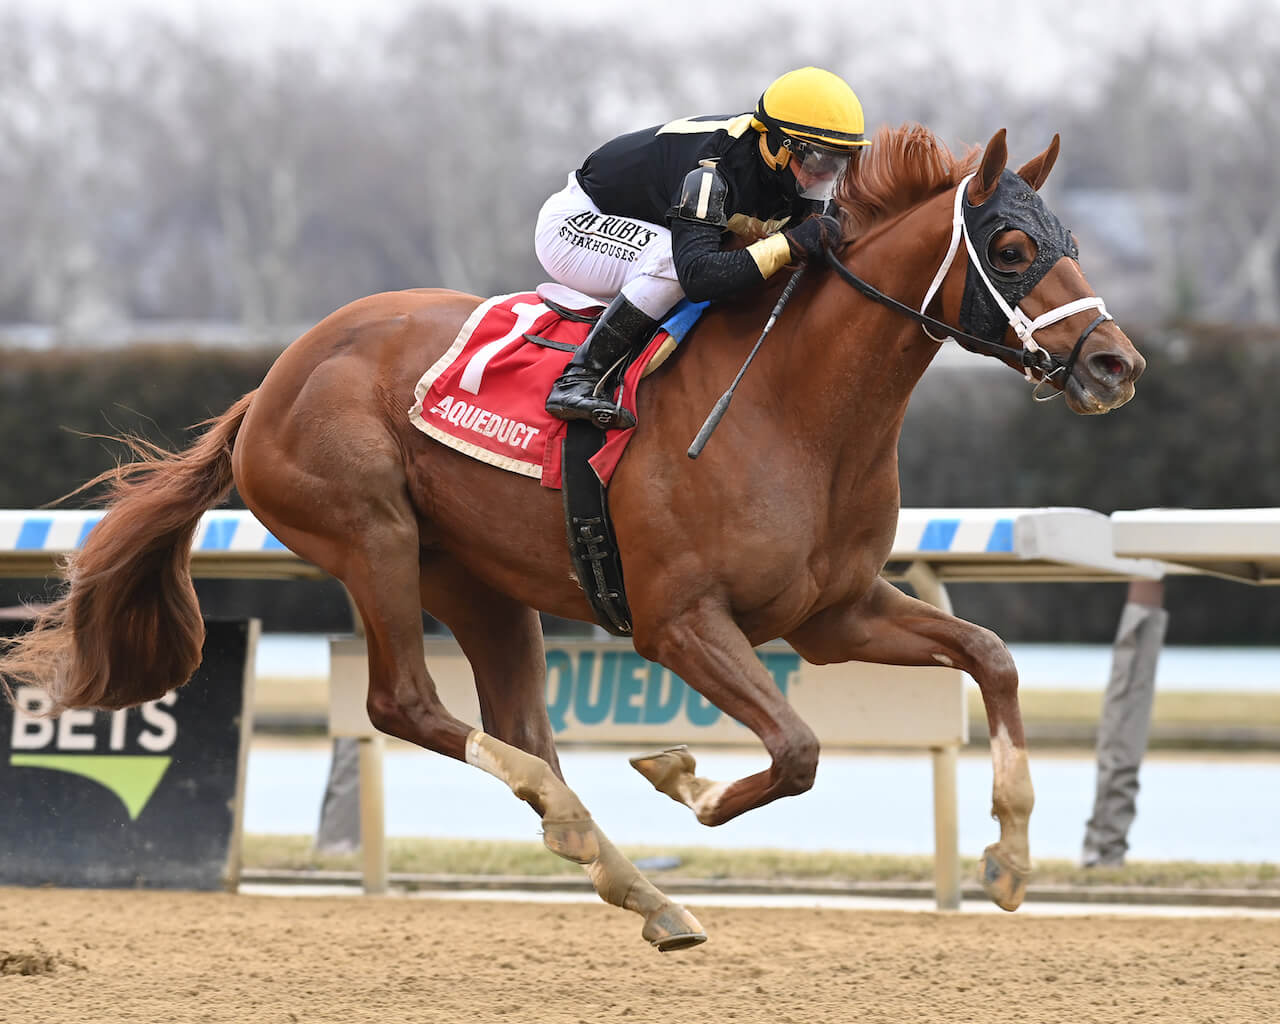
[783,214,842,262]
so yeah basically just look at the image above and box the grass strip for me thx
[243,834,1278,890]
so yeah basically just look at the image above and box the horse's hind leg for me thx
[417,558,560,770]
[239,401,701,948]
[416,553,706,951]
[786,576,1033,911]
[339,533,606,859]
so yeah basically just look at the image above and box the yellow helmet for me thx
[751,66,870,172]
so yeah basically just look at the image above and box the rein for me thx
[821,248,1060,370]
[824,173,1111,400]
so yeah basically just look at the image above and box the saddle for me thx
[409,285,707,636]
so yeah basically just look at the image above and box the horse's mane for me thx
[834,123,980,237]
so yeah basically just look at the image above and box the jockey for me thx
[537,66,870,429]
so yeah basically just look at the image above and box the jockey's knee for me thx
[620,271,684,320]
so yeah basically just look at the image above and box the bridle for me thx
[823,171,1112,401]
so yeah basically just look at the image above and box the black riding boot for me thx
[545,293,658,430]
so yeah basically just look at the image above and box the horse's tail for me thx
[0,391,257,715]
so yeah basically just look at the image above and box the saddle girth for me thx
[560,420,633,636]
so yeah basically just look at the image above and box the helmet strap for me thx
[757,131,791,172]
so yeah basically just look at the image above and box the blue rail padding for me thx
[15,518,51,550]
[75,516,103,547]
[985,519,1015,552]
[0,511,289,553]
[200,518,239,550]
[918,519,960,551]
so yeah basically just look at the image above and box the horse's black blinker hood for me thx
[959,169,1078,344]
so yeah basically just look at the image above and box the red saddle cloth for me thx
[410,290,677,489]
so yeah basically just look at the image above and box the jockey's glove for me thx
[783,214,843,262]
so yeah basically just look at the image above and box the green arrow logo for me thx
[10,755,172,820]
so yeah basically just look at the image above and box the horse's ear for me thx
[967,129,1007,206]
[1016,134,1061,191]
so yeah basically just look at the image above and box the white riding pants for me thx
[534,173,687,319]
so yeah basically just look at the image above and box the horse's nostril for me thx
[1087,352,1131,385]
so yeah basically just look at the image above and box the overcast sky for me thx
[10,0,1270,74]
[4,0,1275,123]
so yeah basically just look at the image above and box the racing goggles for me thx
[786,139,852,200]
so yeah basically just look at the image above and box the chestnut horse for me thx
[1,126,1144,950]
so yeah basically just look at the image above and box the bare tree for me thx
[1,3,1277,334]
[1112,12,1280,322]
[0,14,135,333]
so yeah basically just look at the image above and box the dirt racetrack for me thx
[1,887,1277,1024]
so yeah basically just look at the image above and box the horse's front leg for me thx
[786,576,1033,912]
[628,598,820,827]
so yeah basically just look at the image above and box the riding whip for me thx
[687,264,806,459]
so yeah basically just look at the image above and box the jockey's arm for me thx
[669,218,795,303]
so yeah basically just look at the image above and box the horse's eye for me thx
[988,246,1024,278]
[988,232,1035,277]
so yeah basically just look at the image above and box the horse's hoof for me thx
[980,843,1029,911]
[542,818,599,864]
[629,745,695,791]
[641,902,707,952]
